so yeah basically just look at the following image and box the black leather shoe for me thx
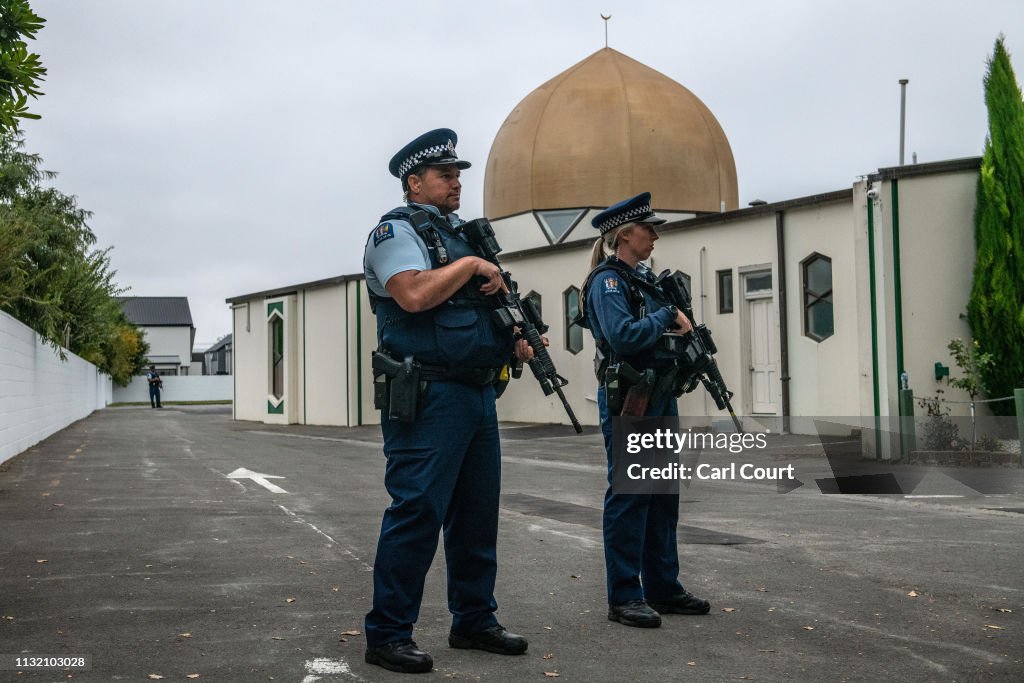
[649,591,711,615]
[449,625,528,655]
[365,640,433,674]
[608,600,662,627]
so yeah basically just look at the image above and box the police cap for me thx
[388,128,472,180]
[592,192,667,235]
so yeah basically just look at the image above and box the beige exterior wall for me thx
[232,301,265,422]
[354,281,380,426]
[783,201,861,417]
[302,288,348,426]
[871,170,978,416]
[656,214,778,420]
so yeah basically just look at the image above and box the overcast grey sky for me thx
[24,1,1024,350]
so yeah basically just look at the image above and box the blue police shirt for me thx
[586,259,677,358]
[363,203,463,298]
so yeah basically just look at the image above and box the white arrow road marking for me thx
[226,467,288,494]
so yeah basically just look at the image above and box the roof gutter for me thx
[890,179,906,415]
[867,192,882,459]
[775,210,791,433]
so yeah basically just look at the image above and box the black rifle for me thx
[658,271,744,433]
[460,218,583,434]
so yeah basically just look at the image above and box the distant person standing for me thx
[146,365,163,408]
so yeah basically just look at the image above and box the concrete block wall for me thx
[0,311,110,465]
[112,375,233,404]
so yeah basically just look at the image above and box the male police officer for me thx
[362,128,529,674]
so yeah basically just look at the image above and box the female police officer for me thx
[580,192,711,628]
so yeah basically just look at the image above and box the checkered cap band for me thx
[597,202,654,233]
[397,139,457,178]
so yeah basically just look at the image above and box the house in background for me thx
[118,297,196,376]
[204,334,233,375]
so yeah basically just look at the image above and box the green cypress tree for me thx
[967,36,1024,415]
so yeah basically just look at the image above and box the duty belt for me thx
[373,349,501,387]
[418,364,501,386]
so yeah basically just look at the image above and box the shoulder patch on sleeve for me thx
[602,275,622,294]
[373,222,395,247]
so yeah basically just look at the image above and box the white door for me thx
[748,294,778,414]
[749,301,778,417]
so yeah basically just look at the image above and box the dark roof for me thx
[226,273,364,304]
[205,334,232,353]
[118,297,194,326]
[871,156,981,181]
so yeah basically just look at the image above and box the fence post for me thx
[1015,388,1024,467]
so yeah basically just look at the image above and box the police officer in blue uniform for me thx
[146,365,163,408]
[580,192,711,628]
[362,128,529,673]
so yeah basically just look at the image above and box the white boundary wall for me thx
[112,375,233,404]
[0,310,111,465]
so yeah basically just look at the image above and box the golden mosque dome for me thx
[483,48,739,220]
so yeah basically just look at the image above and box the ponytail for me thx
[585,224,634,292]
[588,237,607,271]
[587,224,633,270]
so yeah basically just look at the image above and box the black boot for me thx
[449,625,528,655]
[608,600,662,627]
[365,640,433,673]
[649,590,711,615]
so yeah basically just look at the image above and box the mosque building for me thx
[227,47,980,452]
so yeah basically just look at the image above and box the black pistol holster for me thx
[372,351,422,423]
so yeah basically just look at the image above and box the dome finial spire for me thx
[600,14,611,48]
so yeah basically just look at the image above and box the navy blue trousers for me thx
[598,385,685,605]
[365,381,501,647]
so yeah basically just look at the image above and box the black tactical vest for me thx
[579,257,678,372]
[369,206,512,368]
